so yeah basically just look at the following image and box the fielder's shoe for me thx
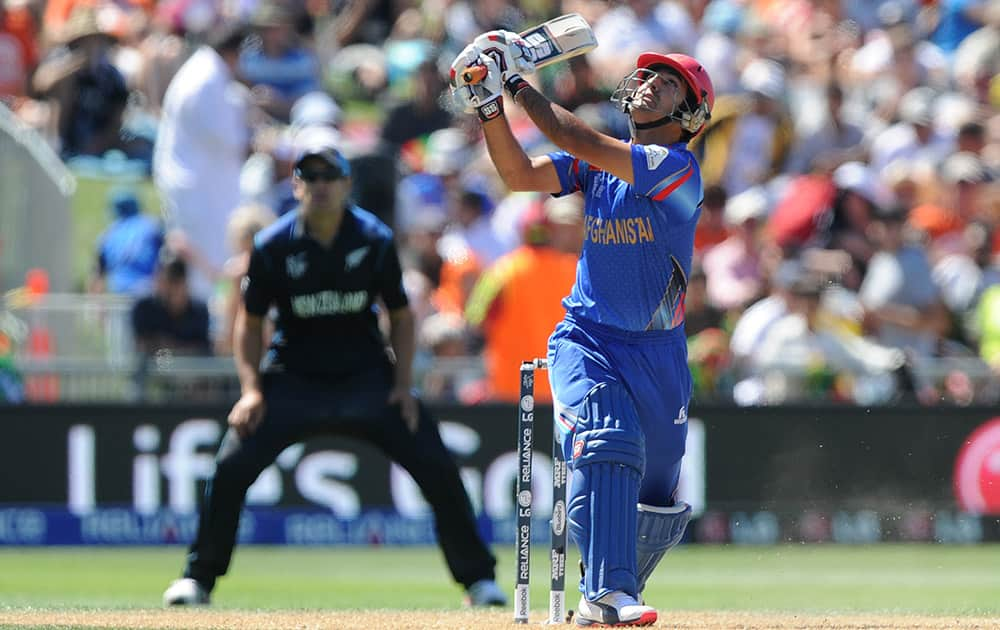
[464,579,507,607]
[162,578,211,606]
[575,591,657,627]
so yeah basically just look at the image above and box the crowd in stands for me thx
[1,0,998,405]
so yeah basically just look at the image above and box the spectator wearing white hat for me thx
[689,57,795,195]
[289,91,343,130]
[869,86,954,175]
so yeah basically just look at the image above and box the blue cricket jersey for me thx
[243,206,408,381]
[548,142,703,332]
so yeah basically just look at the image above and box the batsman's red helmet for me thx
[637,52,715,117]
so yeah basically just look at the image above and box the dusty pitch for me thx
[2,609,999,629]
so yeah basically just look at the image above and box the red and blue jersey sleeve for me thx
[548,150,590,197]
[630,143,702,222]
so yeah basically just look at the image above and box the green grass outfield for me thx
[1,544,998,615]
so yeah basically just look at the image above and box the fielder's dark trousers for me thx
[183,370,496,592]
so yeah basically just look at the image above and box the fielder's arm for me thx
[233,307,265,395]
[387,306,415,394]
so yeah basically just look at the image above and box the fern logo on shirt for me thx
[291,290,367,316]
[286,253,308,278]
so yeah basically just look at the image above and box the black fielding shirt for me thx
[243,206,408,381]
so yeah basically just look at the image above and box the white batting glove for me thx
[449,46,505,122]
[473,30,535,98]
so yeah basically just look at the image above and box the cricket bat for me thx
[460,13,597,85]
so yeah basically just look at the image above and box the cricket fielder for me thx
[450,36,714,626]
[162,128,505,609]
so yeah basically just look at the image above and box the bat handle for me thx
[461,65,488,85]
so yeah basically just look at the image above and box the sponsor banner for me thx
[0,404,704,521]
[692,509,1000,544]
[0,508,572,546]
[3,403,1000,547]
[0,507,437,545]
[1,507,996,546]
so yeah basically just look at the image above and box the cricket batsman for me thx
[450,33,714,626]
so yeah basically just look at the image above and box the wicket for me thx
[514,358,568,624]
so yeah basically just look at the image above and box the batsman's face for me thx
[631,67,688,120]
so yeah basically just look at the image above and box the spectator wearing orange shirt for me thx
[465,196,584,403]
[0,0,39,103]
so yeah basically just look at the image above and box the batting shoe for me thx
[575,591,657,627]
[464,579,507,607]
[162,578,210,606]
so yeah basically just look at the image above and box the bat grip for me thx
[461,65,488,85]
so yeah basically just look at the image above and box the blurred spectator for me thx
[748,269,906,404]
[551,55,607,113]
[0,0,39,105]
[691,57,795,195]
[868,86,954,176]
[90,188,164,296]
[153,22,251,301]
[379,58,453,152]
[0,308,25,403]
[438,182,509,267]
[926,0,991,54]
[814,162,892,289]
[685,257,730,398]
[850,11,948,114]
[692,0,745,97]
[464,195,583,403]
[215,202,276,355]
[693,184,729,256]
[910,151,994,259]
[703,186,769,312]
[785,82,866,174]
[131,247,212,357]
[934,221,1000,331]
[240,1,320,121]
[416,311,475,402]
[956,120,988,154]
[683,261,724,337]
[590,0,695,82]
[396,172,448,292]
[31,7,132,159]
[976,283,1000,374]
[859,204,951,358]
[135,2,191,116]
[951,20,998,105]
[290,90,343,131]
[730,259,804,370]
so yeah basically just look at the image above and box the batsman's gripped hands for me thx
[229,389,266,438]
[472,30,536,81]
[449,47,504,120]
[473,30,535,99]
[388,384,419,433]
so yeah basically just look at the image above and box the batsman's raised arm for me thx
[448,35,633,190]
